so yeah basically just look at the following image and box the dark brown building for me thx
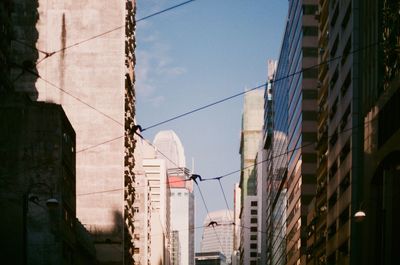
[0,94,97,264]
[307,1,400,265]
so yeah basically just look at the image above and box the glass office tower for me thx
[266,1,319,265]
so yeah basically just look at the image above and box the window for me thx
[250,252,257,257]
[250,227,257,232]
[330,35,339,58]
[341,2,352,29]
[251,201,258,207]
[303,47,318,57]
[303,26,318,36]
[250,243,257,249]
[251,209,257,215]
[303,4,318,15]
[339,207,349,227]
[251,218,257,224]
[303,68,318,78]
[250,235,257,240]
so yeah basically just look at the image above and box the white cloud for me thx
[136,28,186,107]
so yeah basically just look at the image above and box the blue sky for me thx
[135,0,288,251]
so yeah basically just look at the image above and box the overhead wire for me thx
[216,177,234,222]
[11,39,380,145]
[72,116,370,196]
[195,182,225,253]
[11,0,198,66]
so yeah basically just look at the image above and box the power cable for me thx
[11,0,198,65]
[136,0,197,23]
[74,117,368,195]
[38,76,123,126]
[217,178,234,222]
[141,83,266,131]
[195,182,225,253]
[5,41,380,193]
[140,40,381,131]
[11,40,380,139]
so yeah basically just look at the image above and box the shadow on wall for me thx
[88,210,125,264]
[10,0,40,100]
[0,0,14,95]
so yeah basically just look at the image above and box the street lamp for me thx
[23,182,59,265]
[353,210,366,222]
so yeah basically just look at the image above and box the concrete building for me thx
[306,1,400,264]
[239,90,264,198]
[359,1,400,264]
[9,0,137,263]
[239,89,263,265]
[153,130,195,265]
[200,210,234,263]
[0,94,96,264]
[239,196,258,265]
[169,168,195,265]
[195,252,228,265]
[144,157,170,265]
[171,230,181,265]
[132,134,152,265]
[0,0,12,96]
[305,1,328,265]
[232,183,241,265]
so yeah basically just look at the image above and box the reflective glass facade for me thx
[266,1,318,265]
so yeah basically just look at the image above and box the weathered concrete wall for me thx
[11,0,136,263]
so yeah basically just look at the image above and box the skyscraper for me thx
[239,89,264,265]
[266,1,319,265]
[308,1,400,264]
[200,209,234,263]
[154,130,195,265]
[9,0,137,263]
[239,90,264,198]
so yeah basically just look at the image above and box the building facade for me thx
[0,95,96,264]
[266,1,319,265]
[239,90,264,198]
[9,0,137,263]
[239,89,264,265]
[169,169,195,265]
[306,1,400,265]
[200,209,234,263]
[195,252,228,265]
[232,183,241,265]
[154,130,195,265]
[239,196,258,265]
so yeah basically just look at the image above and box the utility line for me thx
[140,40,381,131]
[217,178,234,222]
[5,42,379,192]
[195,182,225,253]
[12,0,198,65]
[141,83,266,131]
[74,117,368,195]
[136,0,197,23]
[12,41,380,140]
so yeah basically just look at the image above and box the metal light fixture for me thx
[353,210,366,222]
[45,198,59,208]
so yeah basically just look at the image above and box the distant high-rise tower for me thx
[200,209,234,263]
[154,130,195,265]
[239,90,264,198]
[239,89,264,265]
